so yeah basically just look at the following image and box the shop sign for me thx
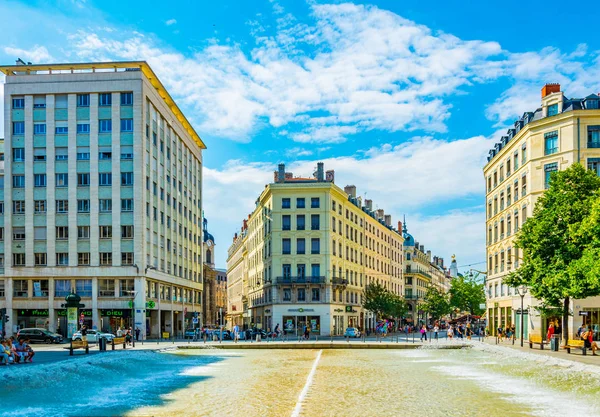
[18,309,50,317]
[288,308,315,312]
[345,306,353,313]
[56,309,92,317]
[579,311,589,316]
[101,309,131,317]
[146,300,156,309]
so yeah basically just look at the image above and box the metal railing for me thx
[275,276,326,284]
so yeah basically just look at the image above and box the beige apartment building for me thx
[0,60,205,339]
[226,163,404,335]
[484,83,600,338]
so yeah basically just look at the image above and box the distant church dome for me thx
[203,218,215,244]
[402,216,415,247]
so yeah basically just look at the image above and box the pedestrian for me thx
[117,327,123,337]
[125,328,132,345]
[583,325,598,356]
[433,324,439,341]
[135,327,141,342]
[497,325,503,341]
[466,323,472,341]
[233,323,240,343]
[447,325,454,340]
[577,324,585,338]
[546,322,555,342]
[81,324,88,343]
[420,325,427,341]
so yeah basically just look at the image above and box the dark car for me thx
[17,328,63,344]
[210,329,232,340]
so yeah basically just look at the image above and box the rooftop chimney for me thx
[344,185,357,198]
[316,162,324,182]
[426,250,432,261]
[277,163,285,183]
[398,221,403,232]
[357,196,362,208]
[365,199,373,210]
[542,83,561,98]
[376,209,384,220]
[384,214,392,227]
[420,244,424,252]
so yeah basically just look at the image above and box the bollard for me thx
[412,332,415,343]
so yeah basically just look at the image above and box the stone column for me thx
[48,278,56,332]
[134,276,146,339]
[92,277,99,330]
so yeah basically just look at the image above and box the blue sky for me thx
[2,0,600,270]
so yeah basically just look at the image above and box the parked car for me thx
[72,329,115,342]
[17,328,63,344]
[209,329,232,340]
[344,327,361,338]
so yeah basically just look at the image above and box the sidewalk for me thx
[482,336,600,366]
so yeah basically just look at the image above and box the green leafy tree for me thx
[449,275,486,316]
[389,294,409,320]
[363,283,408,320]
[505,164,600,343]
[422,286,451,321]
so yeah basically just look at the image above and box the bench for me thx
[69,340,89,356]
[529,335,548,350]
[111,337,127,350]
[564,339,587,355]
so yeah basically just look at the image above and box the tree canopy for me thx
[505,164,600,341]
[363,283,408,320]
[422,286,451,321]
[449,274,486,316]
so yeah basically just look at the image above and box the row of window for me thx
[12,93,133,110]
[282,238,320,255]
[10,251,134,267]
[6,224,133,241]
[488,175,527,219]
[282,197,319,209]
[14,148,134,162]
[488,207,527,245]
[6,198,133,214]
[12,119,134,135]
[13,172,133,188]
[282,214,319,231]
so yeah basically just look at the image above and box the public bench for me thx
[69,340,89,356]
[111,337,127,350]
[528,335,547,350]
[564,339,586,355]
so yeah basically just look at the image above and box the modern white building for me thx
[0,60,205,339]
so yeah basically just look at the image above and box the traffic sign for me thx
[192,317,199,324]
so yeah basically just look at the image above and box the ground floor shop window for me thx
[283,315,321,335]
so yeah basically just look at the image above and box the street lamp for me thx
[516,284,528,347]
[126,290,138,347]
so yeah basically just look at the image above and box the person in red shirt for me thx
[584,325,598,356]
[546,322,554,341]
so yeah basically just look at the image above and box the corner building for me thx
[0,61,205,338]
[484,83,600,338]
[227,163,404,336]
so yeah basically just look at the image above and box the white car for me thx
[72,329,115,342]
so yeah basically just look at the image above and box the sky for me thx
[1,0,600,271]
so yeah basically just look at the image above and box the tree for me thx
[505,164,600,343]
[422,286,451,321]
[363,283,408,320]
[449,275,485,316]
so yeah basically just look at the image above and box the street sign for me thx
[192,317,199,324]
[345,306,352,313]
[579,311,589,316]
[146,300,156,309]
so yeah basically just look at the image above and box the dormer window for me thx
[587,99,599,109]
[547,104,558,117]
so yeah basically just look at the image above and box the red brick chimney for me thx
[542,83,560,98]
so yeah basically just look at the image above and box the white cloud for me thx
[205,134,493,266]
[165,19,177,26]
[285,147,313,157]
[3,45,53,63]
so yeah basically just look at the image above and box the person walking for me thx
[81,324,88,344]
[135,327,141,342]
[117,327,123,337]
[546,322,555,342]
[583,325,598,356]
[433,324,439,341]
[420,325,427,341]
[233,324,240,343]
[447,325,454,341]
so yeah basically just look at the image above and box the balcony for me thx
[331,278,348,287]
[276,276,326,285]
[404,294,419,300]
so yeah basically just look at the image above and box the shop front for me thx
[16,309,51,331]
[100,309,132,334]
[332,309,345,335]
[282,308,321,336]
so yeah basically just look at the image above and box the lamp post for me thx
[516,285,528,347]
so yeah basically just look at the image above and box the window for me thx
[99,225,113,239]
[99,279,115,296]
[13,254,25,267]
[588,158,600,176]
[55,126,68,135]
[13,148,25,162]
[55,147,68,160]
[297,215,305,230]
[121,146,133,160]
[78,226,90,239]
[588,126,600,148]
[99,93,112,106]
[521,143,527,164]
[33,123,46,135]
[33,96,45,108]
[297,198,305,208]
[12,98,24,109]
[76,173,90,187]
[521,175,527,197]
[121,119,133,132]
[297,288,306,302]
[121,225,134,239]
[282,215,291,231]
[544,163,558,189]
[13,227,25,240]
[55,173,68,187]
[121,199,134,212]
[56,253,69,266]
[282,198,291,209]
[77,150,90,160]
[544,131,558,155]
[121,172,133,186]
[514,151,519,171]
[121,92,133,105]
[34,253,47,266]
[55,199,69,213]
[547,103,558,117]
[297,238,305,254]
[13,280,28,297]
[121,252,134,265]
[283,288,292,301]
[99,173,112,186]
[77,123,90,134]
[56,226,69,240]
[77,252,90,266]
[282,238,291,254]
[13,122,24,135]
[12,175,25,188]
[311,197,320,208]
[55,280,71,297]
[33,174,46,187]
[34,200,46,214]
[33,148,46,161]
[311,264,320,278]
[77,94,90,107]
[13,200,25,214]
[76,279,92,297]
[99,119,112,133]
[77,199,90,213]
[311,238,320,254]
[99,151,112,160]
[312,288,320,302]
[311,214,320,230]
[100,252,113,266]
